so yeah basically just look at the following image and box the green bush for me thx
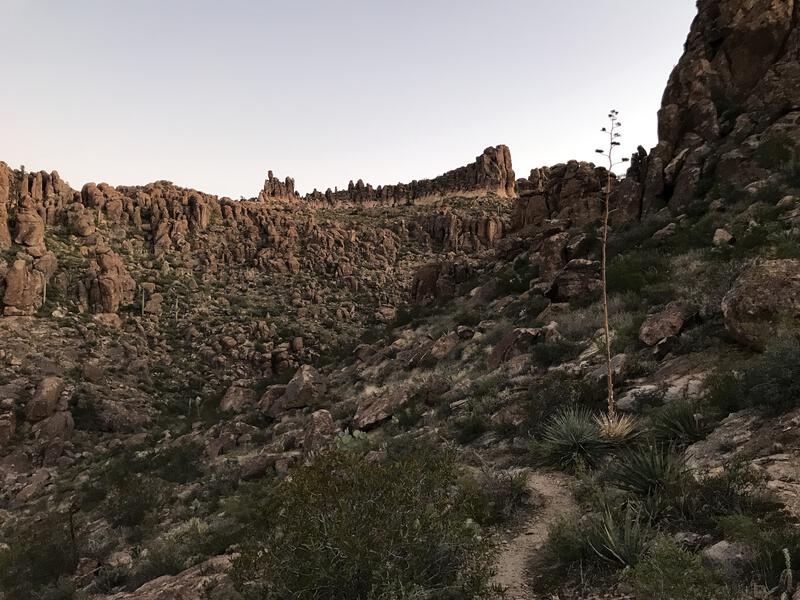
[705,341,800,416]
[0,513,78,600]
[105,474,164,531]
[606,250,671,295]
[704,370,746,415]
[648,400,711,446]
[603,445,689,499]
[462,470,530,527]
[756,133,797,169]
[538,503,649,585]
[690,459,773,526]
[716,513,800,590]
[151,441,204,484]
[585,504,648,567]
[453,412,490,444]
[532,339,581,367]
[626,536,725,600]
[741,340,800,414]
[532,407,611,470]
[231,447,498,600]
[523,374,606,436]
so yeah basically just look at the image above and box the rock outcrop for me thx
[257,171,298,202]
[722,259,800,350]
[78,247,136,314]
[261,146,516,208]
[636,0,800,214]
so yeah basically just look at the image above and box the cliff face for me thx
[258,145,516,207]
[512,1,800,231]
[641,0,800,213]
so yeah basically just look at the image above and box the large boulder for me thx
[78,247,136,314]
[219,385,258,413]
[26,376,65,422]
[301,409,338,452]
[722,260,800,350]
[354,388,409,430]
[547,259,602,302]
[281,365,327,409]
[639,301,698,346]
[410,260,472,305]
[2,259,45,316]
[13,202,46,253]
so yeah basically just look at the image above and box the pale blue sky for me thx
[1,1,697,198]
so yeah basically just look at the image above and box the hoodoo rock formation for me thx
[257,171,298,203]
[259,145,516,208]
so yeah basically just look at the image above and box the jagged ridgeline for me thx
[1,0,800,599]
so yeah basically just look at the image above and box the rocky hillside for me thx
[2,1,800,599]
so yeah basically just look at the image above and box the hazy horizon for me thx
[1,1,697,199]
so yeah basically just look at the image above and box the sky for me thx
[0,1,697,199]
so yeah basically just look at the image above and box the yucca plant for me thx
[603,444,689,499]
[595,412,639,443]
[586,503,648,567]
[649,400,709,446]
[535,407,610,470]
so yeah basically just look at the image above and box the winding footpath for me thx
[492,470,577,599]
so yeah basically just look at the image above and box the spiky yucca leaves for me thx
[603,445,689,499]
[535,407,611,470]
[587,504,649,567]
[595,412,639,442]
[649,400,710,446]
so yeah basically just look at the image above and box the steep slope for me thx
[2,1,800,599]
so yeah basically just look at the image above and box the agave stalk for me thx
[595,110,629,419]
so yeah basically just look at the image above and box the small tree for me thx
[595,110,629,420]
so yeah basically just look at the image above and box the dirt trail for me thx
[492,470,577,599]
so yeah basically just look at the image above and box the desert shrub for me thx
[462,469,530,527]
[741,340,800,414]
[717,513,800,589]
[105,474,164,532]
[126,519,228,590]
[626,536,725,600]
[453,412,490,444]
[648,400,711,446]
[532,407,611,470]
[231,447,497,600]
[126,535,186,591]
[707,341,800,416]
[754,182,787,205]
[393,399,427,430]
[603,445,688,499]
[523,374,606,436]
[532,339,581,366]
[94,565,130,593]
[151,441,204,484]
[584,504,649,567]
[538,503,649,586]
[704,370,746,415]
[689,459,774,526]
[756,133,797,169]
[608,216,671,257]
[454,308,482,327]
[496,262,538,295]
[0,513,78,600]
[606,250,671,296]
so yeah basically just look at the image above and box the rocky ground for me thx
[2,0,800,598]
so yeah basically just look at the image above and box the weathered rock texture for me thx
[722,259,800,350]
[639,0,800,213]
[261,146,516,208]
